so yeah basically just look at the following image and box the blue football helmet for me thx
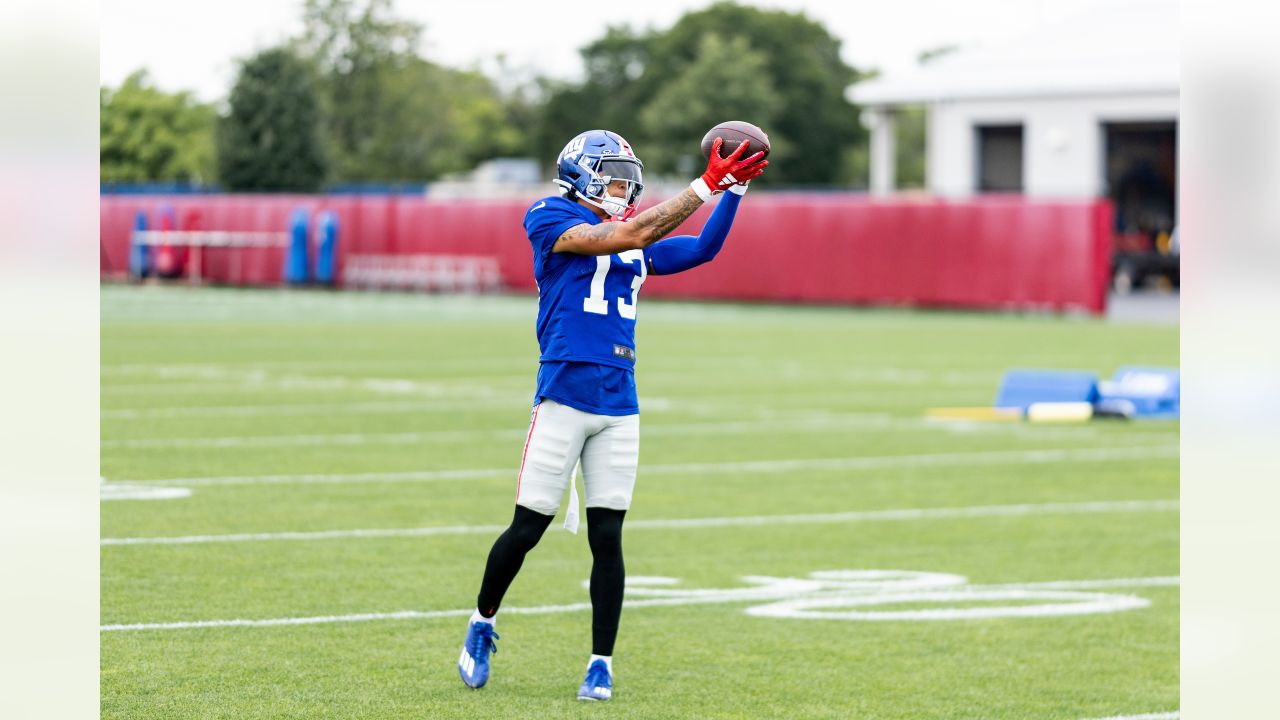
[554,130,645,219]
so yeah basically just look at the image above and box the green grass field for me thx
[101,285,1178,719]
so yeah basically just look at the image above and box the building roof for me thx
[849,1,1179,106]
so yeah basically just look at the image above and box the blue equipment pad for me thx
[994,370,1099,412]
[1097,366,1180,419]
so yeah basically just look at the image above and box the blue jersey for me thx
[534,360,638,416]
[523,195,652,415]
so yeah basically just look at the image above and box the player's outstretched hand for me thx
[692,138,769,200]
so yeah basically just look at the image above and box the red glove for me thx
[692,137,768,200]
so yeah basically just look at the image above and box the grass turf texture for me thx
[101,285,1178,719]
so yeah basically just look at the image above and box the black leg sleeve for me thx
[586,507,627,656]
[475,505,554,617]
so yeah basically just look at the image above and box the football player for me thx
[457,129,767,700]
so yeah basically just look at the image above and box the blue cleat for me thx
[577,659,613,701]
[457,621,499,689]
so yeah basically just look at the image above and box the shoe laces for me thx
[585,660,611,689]
[467,623,499,659]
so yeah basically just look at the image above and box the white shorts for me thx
[514,398,640,516]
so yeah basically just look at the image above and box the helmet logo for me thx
[560,135,587,163]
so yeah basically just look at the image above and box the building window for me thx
[1103,121,1177,236]
[976,124,1024,192]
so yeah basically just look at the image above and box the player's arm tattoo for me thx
[554,188,705,254]
[627,188,705,246]
[557,220,624,248]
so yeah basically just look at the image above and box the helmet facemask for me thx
[583,158,644,220]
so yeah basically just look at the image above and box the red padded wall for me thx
[101,194,1112,313]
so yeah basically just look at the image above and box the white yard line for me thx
[100,608,477,632]
[97,398,1171,445]
[100,410,1177,447]
[96,288,955,324]
[102,428,527,448]
[102,375,522,398]
[99,573,1179,632]
[99,414,888,449]
[100,498,1178,546]
[1080,707,1177,712]
[94,397,913,421]
[981,576,1180,591]
[99,364,528,401]
[101,398,532,419]
[136,468,511,487]
[98,414,898,449]
[101,362,993,386]
[102,382,314,396]
[112,445,1179,488]
[100,395,692,419]
[100,484,192,502]
[626,499,1179,530]
[100,359,532,376]
[110,445,1178,488]
[626,446,1177,476]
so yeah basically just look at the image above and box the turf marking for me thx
[99,483,192,502]
[100,395,692,419]
[97,406,1149,447]
[1080,707,1177,712]
[99,571,1179,632]
[112,445,1178,488]
[643,570,1179,622]
[746,588,1150,620]
[100,498,1177,546]
[99,412,1166,447]
[101,359,531,376]
[101,372,522,398]
[103,412,1006,449]
[99,413,906,449]
[101,398,531,419]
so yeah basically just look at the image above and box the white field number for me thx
[610,569,1171,622]
[583,249,647,319]
[99,568,1176,633]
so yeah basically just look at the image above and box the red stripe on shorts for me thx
[514,403,541,501]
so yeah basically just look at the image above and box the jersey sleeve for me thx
[643,189,742,275]
[524,200,592,278]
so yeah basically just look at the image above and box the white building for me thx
[849,1,1178,233]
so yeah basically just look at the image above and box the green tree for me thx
[293,0,527,181]
[354,58,525,180]
[217,47,328,191]
[538,1,866,186]
[640,33,783,176]
[296,0,420,179]
[100,70,216,183]
[529,79,597,175]
[654,2,864,186]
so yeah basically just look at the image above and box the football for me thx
[701,120,771,160]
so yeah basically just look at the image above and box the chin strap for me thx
[577,190,635,221]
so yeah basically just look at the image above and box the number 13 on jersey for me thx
[583,249,647,320]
